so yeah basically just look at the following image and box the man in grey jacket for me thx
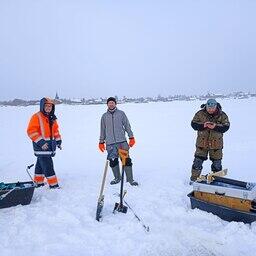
[99,97,138,186]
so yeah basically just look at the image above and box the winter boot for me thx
[49,184,60,189]
[211,159,222,173]
[110,165,121,185]
[124,166,138,186]
[190,169,202,182]
[36,183,45,188]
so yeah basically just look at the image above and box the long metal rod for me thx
[123,199,150,232]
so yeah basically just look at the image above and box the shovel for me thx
[96,160,109,221]
[113,149,128,214]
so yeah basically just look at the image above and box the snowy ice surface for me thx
[0,99,256,256]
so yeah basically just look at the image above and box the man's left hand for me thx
[207,123,216,129]
[129,137,136,147]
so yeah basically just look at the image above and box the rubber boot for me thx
[211,159,222,173]
[124,166,138,186]
[36,183,45,188]
[190,168,202,183]
[49,184,60,189]
[110,165,121,185]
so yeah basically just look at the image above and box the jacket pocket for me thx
[209,131,223,149]
[196,131,209,148]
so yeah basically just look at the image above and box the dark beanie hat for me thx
[107,97,117,104]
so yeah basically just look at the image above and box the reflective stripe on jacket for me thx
[27,112,61,156]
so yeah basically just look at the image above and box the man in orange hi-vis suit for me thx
[27,97,62,189]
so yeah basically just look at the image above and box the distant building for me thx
[55,92,60,100]
[54,92,62,104]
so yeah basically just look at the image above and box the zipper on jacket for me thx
[111,112,116,143]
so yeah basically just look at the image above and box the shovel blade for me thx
[113,202,128,214]
[96,195,105,221]
[96,200,104,221]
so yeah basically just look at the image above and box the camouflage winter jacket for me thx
[191,103,230,149]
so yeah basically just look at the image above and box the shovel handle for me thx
[99,160,109,198]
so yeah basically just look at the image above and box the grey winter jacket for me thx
[99,108,134,145]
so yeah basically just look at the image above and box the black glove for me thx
[57,140,62,150]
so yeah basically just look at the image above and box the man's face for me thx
[206,106,217,114]
[44,103,53,113]
[107,101,116,110]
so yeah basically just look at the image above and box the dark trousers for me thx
[193,146,223,172]
[34,157,58,186]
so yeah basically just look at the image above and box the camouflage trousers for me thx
[195,147,223,161]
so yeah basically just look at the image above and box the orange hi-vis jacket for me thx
[27,111,61,157]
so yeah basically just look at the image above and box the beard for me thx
[108,106,116,112]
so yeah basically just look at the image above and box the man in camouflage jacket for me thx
[190,99,230,182]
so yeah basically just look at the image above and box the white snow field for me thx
[0,98,256,256]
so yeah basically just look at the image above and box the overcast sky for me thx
[0,0,256,100]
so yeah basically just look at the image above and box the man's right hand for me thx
[204,122,213,129]
[42,143,49,150]
[204,122,210,128]
[207,122,216,129]
[98,143,105,152]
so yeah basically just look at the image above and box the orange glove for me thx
[98,143,105,152]
[129,137,135,147]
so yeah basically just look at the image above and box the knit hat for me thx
[107,97,117,104]
[206,98,217,108]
